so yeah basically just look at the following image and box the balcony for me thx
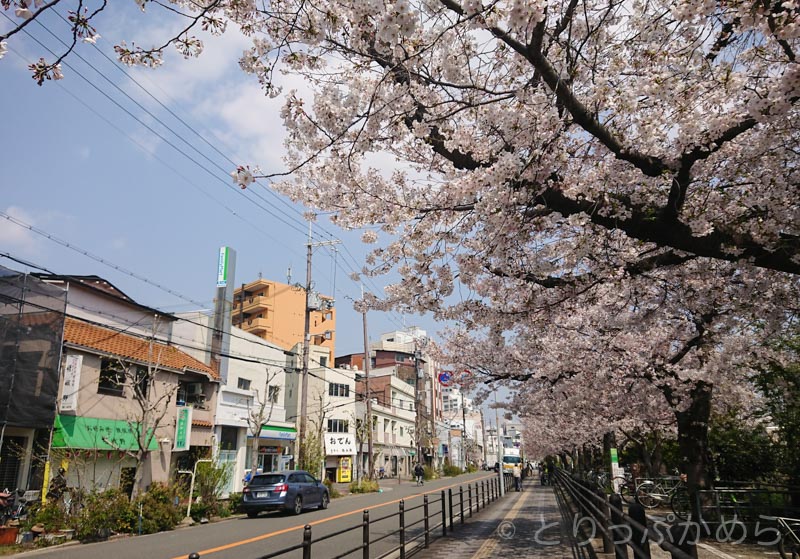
[237,295,272,314]
[243,317,272,335]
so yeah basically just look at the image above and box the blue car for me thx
[242,470,330,517]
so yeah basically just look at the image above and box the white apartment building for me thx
[173,313,295,495]
[285,344,356,483]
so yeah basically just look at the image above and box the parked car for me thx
[242,470,330,518]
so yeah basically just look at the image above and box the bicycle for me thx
[635,475,690,518]
[611,474,636,504]
[775,516,800,559]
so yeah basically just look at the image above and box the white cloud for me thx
[0,206,42,255]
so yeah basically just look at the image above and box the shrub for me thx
[30,501,71,532]
[349,479,380,493]
[225,492,243,514]
[443,464,463,477]
[75,488,133,542]
[323,478,341,498]
[423,466,436,480]
[466,464,478,473]
[133,483,183,534]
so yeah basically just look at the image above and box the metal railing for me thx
[187,474,514,559]
[553,468,696,559]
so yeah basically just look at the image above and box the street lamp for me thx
[178,458,213,522]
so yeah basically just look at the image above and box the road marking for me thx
[471,484,535,559]
[170,474,497,559]
[697,542,739,559]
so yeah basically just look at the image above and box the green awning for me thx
[247,424,297,441]
[52,415,158,451]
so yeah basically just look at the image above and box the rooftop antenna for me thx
[287,266,292,285]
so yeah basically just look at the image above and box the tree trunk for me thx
[251,432,260,475]
[675,381,714,521]
[130,449,147,501]
[603,431,616,475]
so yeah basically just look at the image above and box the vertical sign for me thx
[217,247,230,287]
[60,354,82,412]
[174,407,193,451]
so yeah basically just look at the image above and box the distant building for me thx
[231,277,335,362]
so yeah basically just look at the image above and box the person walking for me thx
[512,464,522,491]
[414,463,425,486]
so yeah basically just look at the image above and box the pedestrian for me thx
[414,463,425,486]
[48,467,67,502]
[512,464,522,491]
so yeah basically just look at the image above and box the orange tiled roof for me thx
[192,419,213,428]
[64,318,217,379]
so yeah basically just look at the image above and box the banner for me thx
[60,354,82,412]
[174,407,193,451]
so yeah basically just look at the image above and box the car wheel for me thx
[246,511,259,518]
[292,496,303,515]
[319,492,330,510]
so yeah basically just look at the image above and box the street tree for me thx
[245,368,281,478]
[106,342,178,500]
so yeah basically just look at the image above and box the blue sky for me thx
[0,5,429,357]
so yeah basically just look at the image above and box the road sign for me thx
[438,371,453,386]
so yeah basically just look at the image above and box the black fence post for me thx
[448,488,454,530]
[459,486,465,525]
[424,494,430,548]
[600,492,613,554]
[302,525,312,559]
[399,500,406,559]
[609,493,629,559]
[628,502,651,559]
[362,509,370,559]
[668,523,698,559]
[441,490,447,536]
[468,484,473,518]
[188,554,199,559]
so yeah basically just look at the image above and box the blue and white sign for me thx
[438,371,453,386]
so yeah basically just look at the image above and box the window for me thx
[327,419,349,433]
[267,385,280,403]
[399,427,404,437]
[98,359,125,397]
[237,378,251,391]
[319,356,328,368]
[328,383,349,397]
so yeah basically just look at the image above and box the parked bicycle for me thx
[775,516,800,559]
[635,475,690,518]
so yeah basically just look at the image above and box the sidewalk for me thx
[414,479,573,559]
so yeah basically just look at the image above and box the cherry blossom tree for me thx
[4,0,799,499]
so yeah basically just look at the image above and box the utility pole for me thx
[361,286,374,480]
[461,391,468,470]
[297,224,340,470]
[414,342,423,468]
[494,388,503,495]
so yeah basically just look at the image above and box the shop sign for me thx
[258,445,282,455]
[324,433,355,456]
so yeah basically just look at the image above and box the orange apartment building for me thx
[231,278,336,362]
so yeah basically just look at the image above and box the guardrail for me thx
[553,468,696,559]
[187,473,514,559]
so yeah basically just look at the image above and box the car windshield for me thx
[503,457,522,464]
[249,474,285,487]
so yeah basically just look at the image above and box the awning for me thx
[383,447,408,458]
[247,424,297,441]
[52,414,158,451]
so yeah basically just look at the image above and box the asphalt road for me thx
[15,472,507,559]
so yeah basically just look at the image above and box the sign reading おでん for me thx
[324,433,356,455]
